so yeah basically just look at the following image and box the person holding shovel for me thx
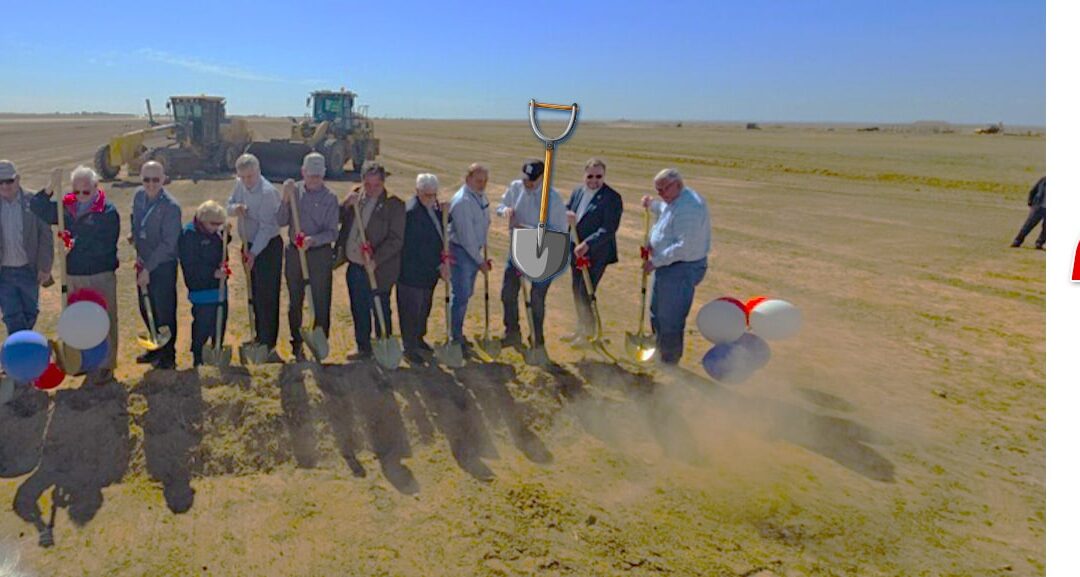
[563,158,623,347]
[277,153,339,361]
[338,162,405,361]
[179,201,230,367]
[641,168,711,366]
[447,163,492,352]
[30,165,120,384]
[0,159,53,335]
[129,160,181,370]
[396,173,449,364]
[228,153,285,362]
[496,158,568,350]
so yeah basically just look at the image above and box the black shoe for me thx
[292,344,307,362]
[500,332,522,348]
[417,340,434,353]
[1010,241,1022,248]
[1036,244,1045,251]
[136,351,158,364]
[404,350,427,365]
[347,348,373,362]
[153,357,176,370]
[265,350,286,364]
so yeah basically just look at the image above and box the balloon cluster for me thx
[696,296,801,384]
[0,289,110,390]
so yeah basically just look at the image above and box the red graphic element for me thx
[57,230,73,250]
[640,245,652,260]
[718,296,749,325]
[34,363,65,390]
[575,255,592,270]
[294,232,307,249]
[1073,241,1080,281]
[744,296,769,324]
[68,288,107,309]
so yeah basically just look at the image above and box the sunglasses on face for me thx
[585,175,603,180]
[142,177,161,184]
[0,179,15,185]
[76,189,95,196]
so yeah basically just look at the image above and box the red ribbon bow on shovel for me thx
[575,255,592,270]
[294,232,308,249]
[440,250,455,265]
[639,245,652,260]
[221,262,232,278]
[58,230,73,251]
[361,242,374,258]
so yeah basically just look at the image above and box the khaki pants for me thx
[68,271,118,370]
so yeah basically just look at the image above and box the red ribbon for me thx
[485,259,493,269]
[361,242,374,257]
[134,261,143,273]
[639,245,652,260]
[221,262,232,278]
[294,232,307,249]
[575,255,592,270]
[440,250,455,265]
[57,230,73,250]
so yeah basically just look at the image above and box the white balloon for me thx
[58,301,110,349]
[749,299,802,340]
[696,299,747,344]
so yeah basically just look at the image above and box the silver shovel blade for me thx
[240,343,270,365]
[435,342,465,368]
[202,345,233,368]
[302,328,330,362]
[510,228,571,283]
[373,337,403,370]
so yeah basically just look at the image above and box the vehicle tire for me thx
[318,139,347,178]
[94,144,120,181]
[220,143,242,172]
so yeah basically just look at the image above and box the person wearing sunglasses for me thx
[563,158,623,347]
[0,159,54,335]
[179,201,231,367]
[641,168,711,366]
[130,161,181,369]
[30,165,121,383]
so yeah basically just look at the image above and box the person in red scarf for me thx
[31,165,121,384]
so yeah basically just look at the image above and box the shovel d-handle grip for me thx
[528,100,579,145]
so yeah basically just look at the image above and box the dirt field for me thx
[0,116,1045,576]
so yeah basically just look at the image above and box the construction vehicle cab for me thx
[247,88,380,179]
[94,95,251,180]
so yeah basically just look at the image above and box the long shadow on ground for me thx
[135,369,204,514]
[454,362,553,466]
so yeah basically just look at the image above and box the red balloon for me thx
[717,297,748,326]
[68,288,108,310]
[743,296,769,323]
[33,363,65,390]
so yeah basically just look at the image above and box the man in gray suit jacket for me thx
[131,160,182,368]
[0,160,54,334]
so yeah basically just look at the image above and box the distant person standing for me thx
[1011,176,1045,250]
[130,161,181,370]
[0,160,53,335]
[642,168,711,366]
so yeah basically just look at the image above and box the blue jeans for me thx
[449,244,480,342]
[191,301,228,365]
[650,258,707,364]
[346,262,392,352]
[0,265,39,334]
[501,258,552,345]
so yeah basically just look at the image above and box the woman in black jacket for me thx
[179,201,230,366]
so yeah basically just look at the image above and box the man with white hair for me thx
[130,160,181,369]
[277,152,340,361]
[641,168,711,366]
[395,173,448,364]
[228,153,285,362]
[0,159,53,334]
[31,165,121,381]
[338,162,405,361]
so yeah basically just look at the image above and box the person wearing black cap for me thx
[495,158,568,349]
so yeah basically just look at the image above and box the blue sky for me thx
[0,1,1045,124]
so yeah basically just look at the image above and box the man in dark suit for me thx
[564,158,623,344]
[396,174,449,364]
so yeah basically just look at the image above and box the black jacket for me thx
[567,183,623,268]
[179,221,228,296]
[30,189,120,276]
[398,198,446,289]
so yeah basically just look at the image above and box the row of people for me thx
[0,152,711,379]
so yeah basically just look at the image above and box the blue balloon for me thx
[2,330,51,383]
[702,333,772,384]
[79,338,109,373]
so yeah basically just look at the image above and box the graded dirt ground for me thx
[0,116,1045,576]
